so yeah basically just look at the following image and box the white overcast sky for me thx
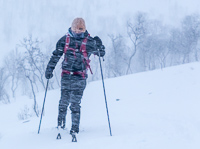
[1,0,200,66]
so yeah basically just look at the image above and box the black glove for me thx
[99,45,105,57]
[94,36,102,47]
[45,67,53,79]
[99,45,105,50]
[93,36,105,57]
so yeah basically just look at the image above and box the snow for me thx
[1,0,200,66]
[1,62,200,148]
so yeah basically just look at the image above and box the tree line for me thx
[1,12,200,117]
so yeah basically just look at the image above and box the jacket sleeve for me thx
[86,36,105,57]
[46,36,65,70]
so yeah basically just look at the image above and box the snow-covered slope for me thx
[1,62,200,149]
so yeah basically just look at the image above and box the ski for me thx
[71,132,77,142]
[56,132,77,142]
[56,126,62,140]
[56,127,77,142]
[56,126,78,142]
[56,133,61,139]
[70,130,77,142]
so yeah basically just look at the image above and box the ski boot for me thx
[70,130,77,142]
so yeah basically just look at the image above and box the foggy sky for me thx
[1,0,200,66]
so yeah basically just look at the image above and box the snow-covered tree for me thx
[17,35,48,117]
[4,48,22,98]
[106,34,128,77]
[0,67,9,103]
[126,12,148,74]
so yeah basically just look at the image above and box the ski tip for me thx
[71,133,77,142]
[56,133,61,140]
[72,136,77,142]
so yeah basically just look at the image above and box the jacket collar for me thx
[68,28,89,38]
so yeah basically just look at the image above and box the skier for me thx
[45,18,105,140]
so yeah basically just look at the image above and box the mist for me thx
[1,0,200,66]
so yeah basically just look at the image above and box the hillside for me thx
[0,62,200,149]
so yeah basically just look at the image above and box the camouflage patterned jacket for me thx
[46,28,105,76]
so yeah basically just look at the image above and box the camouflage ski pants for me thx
[58,73,86,133]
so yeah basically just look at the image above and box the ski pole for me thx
[98,48,112,136]
[38,79,49,134]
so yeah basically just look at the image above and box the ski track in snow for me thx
[1,62,200,149]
